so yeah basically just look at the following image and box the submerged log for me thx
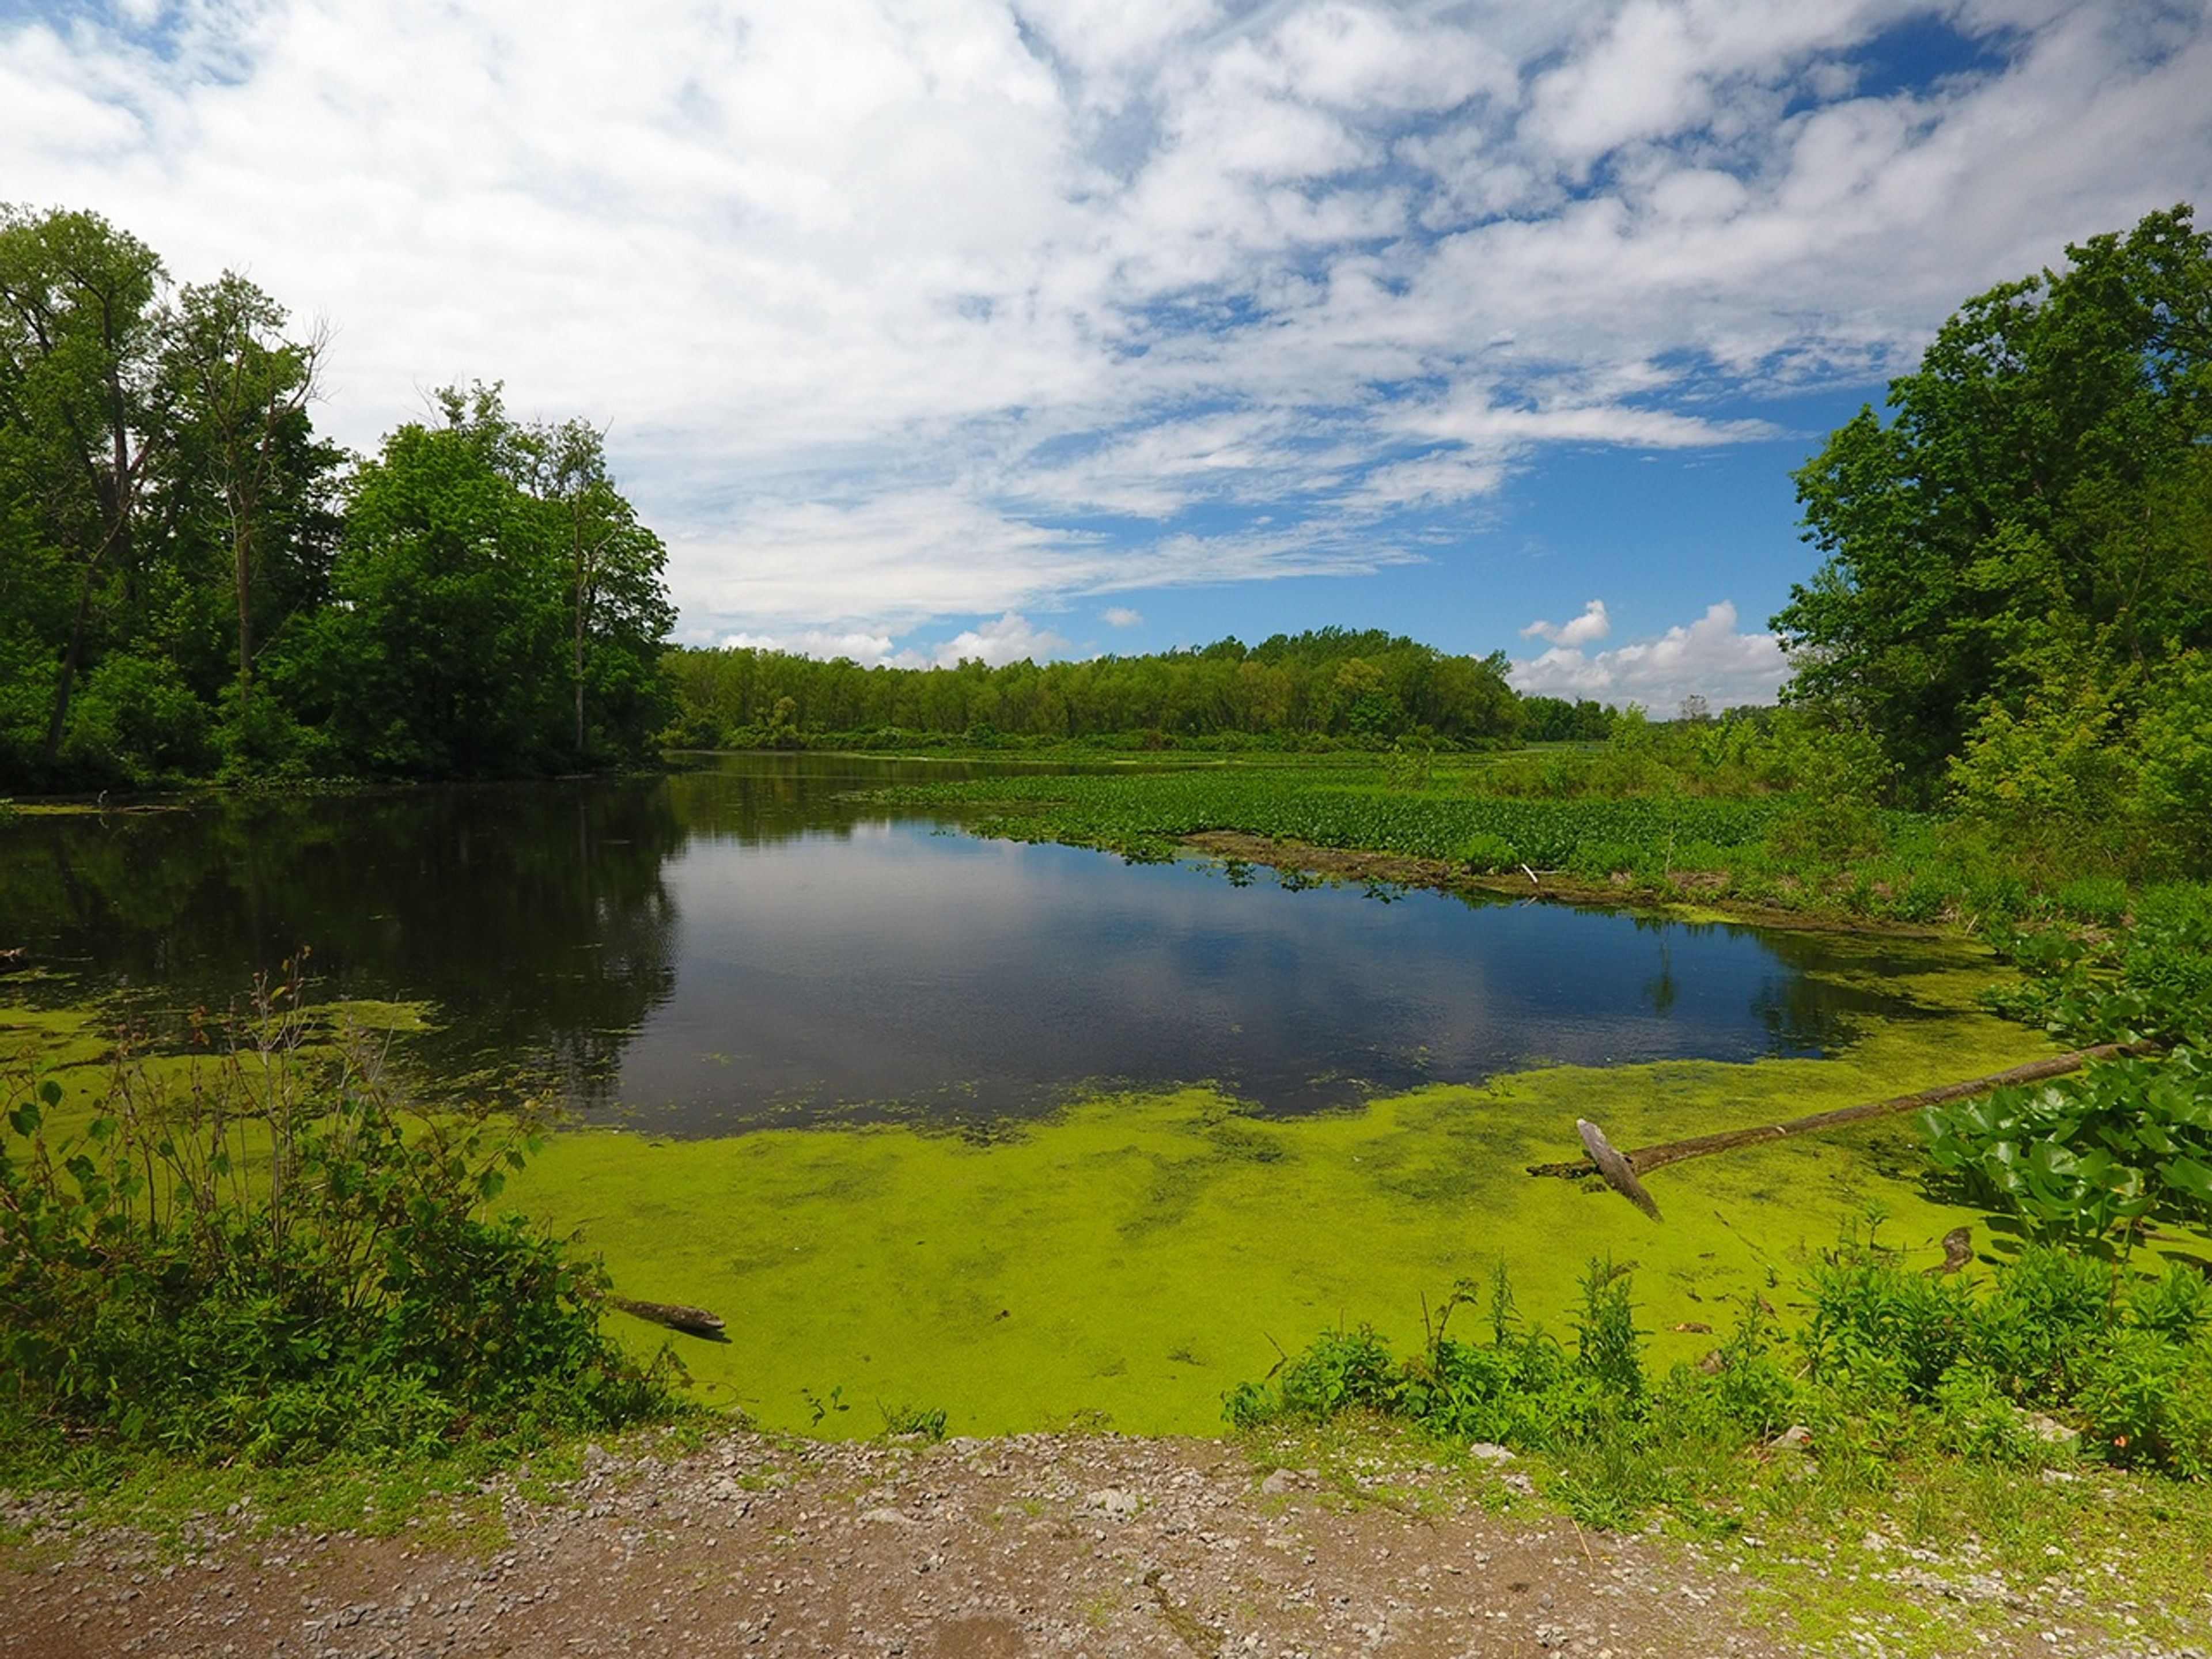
[608,1294,728,1338]
[1528,1041,2163,1198]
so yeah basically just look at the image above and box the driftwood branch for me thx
[1528,1041,2164,1188]
[608,1294,729,1339]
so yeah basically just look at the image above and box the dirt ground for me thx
[4,1429,2202,1659]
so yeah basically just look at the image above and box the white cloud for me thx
[1520,599,1612,647]
[717,628,901,665]
[930,612,1070,667]
[1509,600,1786,709]
[1101,606,1145,627]
[2,0,2207,643]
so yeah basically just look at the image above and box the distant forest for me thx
[662,628,1621,751]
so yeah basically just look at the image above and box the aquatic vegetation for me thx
[877,765,1783,872]
[1922,887,2212,1251]
[500,948,2072,1439]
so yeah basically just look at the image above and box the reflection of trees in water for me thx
[1745,935,1940,1054]
[1643,941,1679,1018]
[0,782,683,1112]
[660,751,1053,846]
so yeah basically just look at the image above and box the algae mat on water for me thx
[506,968,2047,1439]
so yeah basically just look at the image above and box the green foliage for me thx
[1230,1242,2212,1504]
[1965,1246,2111,1400]
[877,1401,949,1442]
[2134,649,2212,869]
[1455,832,1519,874]
[1922,1048,2212,1248]
[1572,1256,1644,1403]
[1776,204,2212,847]
[283,385,672,779]
[1980,884,2212,1048]
[660,630,1522,751]
[2074,1330,2212,1478]
[881,766,1779,870]
[1919,888,2212,1252]
[0,968,689,1468]
[1802,1246,1974,1402]
[0,206,671,793]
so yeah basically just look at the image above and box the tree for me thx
[155,273,334,726]
[289,385,672,778]
[508,415,674,760]
[1774,205,2212,794]
[0,207,167,770]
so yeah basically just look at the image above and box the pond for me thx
[2,754,2028,1434]
[2,754,1937,1131]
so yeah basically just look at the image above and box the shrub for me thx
[0,968,689,1468]
[1967,1246,2110,1400]
[1457,832,1519,874]
[2074,1331,2212,1478]
[1801,1248,1972,1404]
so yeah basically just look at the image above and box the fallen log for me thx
[1577,1118,1661,1220]
[608,1294,728,1338]
[1527,1040,2164,1189]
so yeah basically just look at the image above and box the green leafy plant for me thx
[0,965,690,1470]
[1921,1048,2212,1250]
[878,1401,948,1442]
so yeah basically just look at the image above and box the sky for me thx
[5,1,2209,710]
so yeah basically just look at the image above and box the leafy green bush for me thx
[1930,1364,2045,1465]
[2075,1331,2212,1478]
[1229,1242,2212,1499]
[1456,832,1518,874]
[0,972,690,1469]
[1965,1247,2110,1399]
[1801,1250,1972,1403]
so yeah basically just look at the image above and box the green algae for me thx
[503,937,2171,1440]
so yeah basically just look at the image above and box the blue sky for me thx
[6,1,2210,707]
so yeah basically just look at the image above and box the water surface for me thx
[1,755,1940,1130]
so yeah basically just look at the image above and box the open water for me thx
[0,753,1941,1131]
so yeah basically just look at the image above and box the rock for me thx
[1767,1425,1813,1452]
[1085,1487,1139,1518]
[860,1508,914,1527]
[1466,1444,1516,1464]
[1259,1469,1298,1496]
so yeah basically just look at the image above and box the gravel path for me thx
[1,1431,2198,1658]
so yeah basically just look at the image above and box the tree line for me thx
[0,206,673,791]
[660,628,1611,749]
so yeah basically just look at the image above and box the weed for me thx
[878,1402,949,1442]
